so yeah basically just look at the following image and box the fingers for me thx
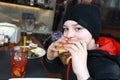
[48,36,87,59]
[63,39,88,60]
[48,43,57,52]
[78,40,87,50]
[48,36,67,52]
[65,40,87,52]
[47,36,70,60]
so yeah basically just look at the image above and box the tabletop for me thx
[0,50,47,80]
[0,35,62,79]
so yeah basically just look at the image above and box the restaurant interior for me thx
[0,0,120,80]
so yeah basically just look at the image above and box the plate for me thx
[9,78,61,80]
[27,47,46,59]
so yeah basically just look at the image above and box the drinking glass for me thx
[22,13,36,44]
[25,18,35,44]
[10,46,29,78]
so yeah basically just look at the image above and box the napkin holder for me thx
[0,22,21,43]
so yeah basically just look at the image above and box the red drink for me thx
[10,46,28,78]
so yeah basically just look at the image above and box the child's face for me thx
[63,20,93,44]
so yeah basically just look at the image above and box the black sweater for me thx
[43,50,120,80]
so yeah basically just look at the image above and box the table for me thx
[0,50,47,80]
[0,35,62,79]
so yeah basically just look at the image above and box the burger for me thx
[57,38,72,65]
[57,38,69,54]
[58,44,68,54]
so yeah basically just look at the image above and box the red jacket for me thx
[96,37,120,55]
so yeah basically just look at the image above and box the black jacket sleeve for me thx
[43,55,62,73]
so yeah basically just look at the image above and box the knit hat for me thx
[63,4,101,41]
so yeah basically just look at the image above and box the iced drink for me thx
[10,46,28,78]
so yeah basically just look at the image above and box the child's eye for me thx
[75,28,81,31]
[63,28,69,31]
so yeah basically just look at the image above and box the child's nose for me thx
[65,31,75,38]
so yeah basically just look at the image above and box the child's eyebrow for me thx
[72,23,79,26]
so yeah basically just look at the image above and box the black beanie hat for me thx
[63,4,101,41]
